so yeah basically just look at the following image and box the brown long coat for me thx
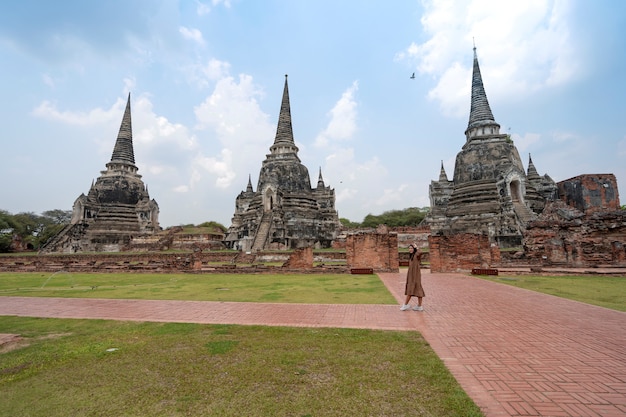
[404,252,425,297]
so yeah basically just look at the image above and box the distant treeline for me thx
[340,207,429,229]
[1,207,430,252]
[0,209,72,252]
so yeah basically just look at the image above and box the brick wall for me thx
[345,227,399,272]
[429,233,499,272]
[558,174,621,214]
[525,202,626,267]
[282,247,313,268]
[0,252,236,273]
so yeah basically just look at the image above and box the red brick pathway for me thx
[1,271,625,417]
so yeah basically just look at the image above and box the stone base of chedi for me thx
[224,75,342,252]
[423,48,625,272]
[40,94,160,254]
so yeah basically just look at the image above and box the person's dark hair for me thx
[409,244,416,261]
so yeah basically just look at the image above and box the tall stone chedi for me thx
[41,94,160,253]
[225,75,341,251]
[423,48,556,247]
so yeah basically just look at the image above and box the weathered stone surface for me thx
[225,76,341,251]
[40,94,160,253]
[424,48,555,249]
[524,200,626,267]
[420,48,625,271]
[557,174,620,214]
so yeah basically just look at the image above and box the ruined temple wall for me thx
[558,174,621,214]
[345,229,399,272]
[0,252,237,273]
[282,247,313,268]
[524,208,626,267]
[428,233,500,273]
[391,226,431,250]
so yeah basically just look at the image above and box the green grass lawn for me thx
[2,270,624,416]
[476,274,626,311]
[0,272,396,304]
[0,317,482,417]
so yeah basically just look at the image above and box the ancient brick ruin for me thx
[40,94,160,253]
[523,198,626,268]
[345,226,399,273]
[557,174,620,214]
[24,61,624,273]
[224,75,342,252]
[423,47,556,249]
[428,233,500,273]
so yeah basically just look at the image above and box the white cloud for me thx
[195,0,231,16]
[181,59,232,90]
[374,184,410,208]
[194,72,274,188]
[132,96,198,151]
[513,132,541,152]
[202,59,231,82]
[213,0,232,7]
[314,81,359,147]
[196,1,211,16]
[322,148,391,219]
[399,0,576,118]
[42,74,56,89]
[426,62,468,117]
[551,130,577,143]
[179,26,205,45]
[193,148,235,189]
[174,184,190,193]
[32,99,122,126]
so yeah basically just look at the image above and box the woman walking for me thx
[400,243,425,311]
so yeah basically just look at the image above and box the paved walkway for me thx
[1,271,625,417]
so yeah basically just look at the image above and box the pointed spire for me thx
[527,154,540,180]
[273,74,295,146]
[438,161,449,182]
[246,174,253,192]
[467,47,497,131]
[110,93,136,165]
[317,167,325,189]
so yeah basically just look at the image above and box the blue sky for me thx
[1,0,625,228]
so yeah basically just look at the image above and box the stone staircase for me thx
[251,212,272,251]
[513,201,535,224]
[39,223,82,253]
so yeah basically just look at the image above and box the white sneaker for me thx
[413,305,424,311]
[400,304,411,311]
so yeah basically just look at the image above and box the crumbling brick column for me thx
[282,247,313,268]
[345,226,399,272]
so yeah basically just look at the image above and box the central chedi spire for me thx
[109,93,136,167]
[40,93,160,253]
[225,75,341,252]
[466,47,498,135]
[272,75,297,148]
[423,47,555,250]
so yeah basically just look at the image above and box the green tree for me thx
[0,209,72,251]
[339,218,360,228]
[42,209,72,224]
[197,221,227,232]
[361,207,429,228]
[0,210,14,252]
